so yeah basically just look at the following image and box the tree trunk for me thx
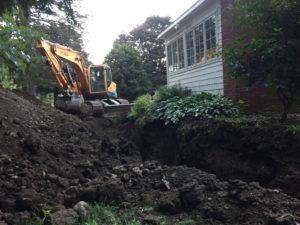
[277,87,294,123]
[27,84,37,97]
[280,103,290,123]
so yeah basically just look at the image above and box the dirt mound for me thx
[138,119,300,199]
[1,87,300,225]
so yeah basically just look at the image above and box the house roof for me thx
[158,0,208,39]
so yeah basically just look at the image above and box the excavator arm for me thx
[36,40,89,96]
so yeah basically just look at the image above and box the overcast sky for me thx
[78,0,197,63]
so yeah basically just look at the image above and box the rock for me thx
[157,191,182,214]
[132,167,143,177]
[12,118,20,125]
[20,133,42,154]
[2,211,30,224]
[121,173,130,182]
[46,173,59,182]
[15,188,41,211]
[73,201,91,217]
[266,212,299,225]
[141,214,161,224]
[179,181,203,210]
[0,195,15,211]
[49,208,79,225]
[57,177,70,189]
[161,176,171,190]
[78,186,97,202]
[97,179,125,202]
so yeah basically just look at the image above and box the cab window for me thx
[90,66,105,92]
[106,66,112,86]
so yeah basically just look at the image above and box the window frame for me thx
[166,35,185,73]
[166,11,219,74]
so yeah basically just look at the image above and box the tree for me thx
[0,0,86,95]
[0,13,44,92]
[115,16,171,92]
[104,42,151,100]
[223,0,300,122]
[0,0,77,25]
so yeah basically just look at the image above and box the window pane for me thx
[205,15,217,59]
[178,37,184,69]
[195,23,205,63]
[167,44,173,72]
[186,31,195,66]
[172,41,178,71]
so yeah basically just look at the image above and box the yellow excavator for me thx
[36,39,131,116]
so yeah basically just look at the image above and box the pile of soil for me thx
[138,120,300,199]
[1,87,300,225]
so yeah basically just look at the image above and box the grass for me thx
[25,203,194,225]
[79,203,142,225]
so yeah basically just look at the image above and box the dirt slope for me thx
[137,120,300,199]
[1,87,300,225]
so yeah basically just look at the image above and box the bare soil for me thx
[1,87,300,225]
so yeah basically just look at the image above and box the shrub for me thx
[129,94,153,127]
[149,93,239,125]
[153,84,191,103]
[0,64,16,90]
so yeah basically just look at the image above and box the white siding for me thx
[169,58,223,95]
[165,0,224,95]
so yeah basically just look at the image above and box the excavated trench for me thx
[86,116,300,200]
[1,87,300,225]
[134,120,300,199]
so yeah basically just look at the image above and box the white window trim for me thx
[166,8,221,75]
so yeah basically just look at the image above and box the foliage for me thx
[222,0,300,121]
[0,64,16,90]
[149,93,239,125]
[0,13,44,90]
[25,209,50,225]
[0,0,77,25]
[104,42,152,100]
[153,85,191,103]
[79,203,141,225]
[129,94,154,128]
[115,16,172,92]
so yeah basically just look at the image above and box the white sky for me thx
[78,0,197,63]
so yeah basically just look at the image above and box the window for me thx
[205,15,217,59]
[195,24,205,63]
[172,41,178,71]
[167,45,173,72]
[186,31,195,66]
[90,66,105,92]
[167,36,184,72]
[166,13,218,73]
[178,37,184,69]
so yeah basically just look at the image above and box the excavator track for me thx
[55,96,133,118]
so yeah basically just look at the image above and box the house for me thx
[158,0,279,111]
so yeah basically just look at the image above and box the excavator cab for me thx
[89,65,117,98]
[90,66,106,92]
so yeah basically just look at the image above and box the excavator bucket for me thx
[100,99,133,118]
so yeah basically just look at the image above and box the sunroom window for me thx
[166,12,218,73]
[167,36,185,72]
[186,31,195,66]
